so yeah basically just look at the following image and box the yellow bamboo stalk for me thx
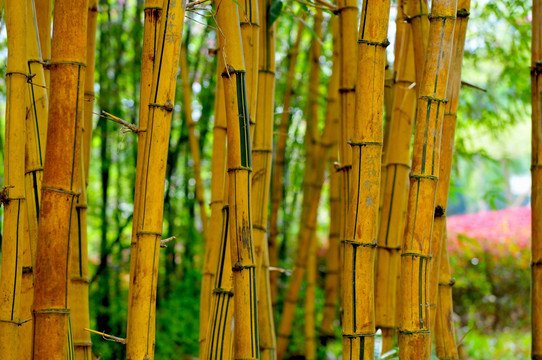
[375,1,417,351]
[268,17,304,302]
[427,3,470,358]
[398,1,457,358]
[34,0,51,88]
[253,0,277,358]
[126,1,185,358]
[180,48,208,241]
[32,0,88,357]
[434,236,458,359]
[534,0,542,358]
[337,0,358,310]
[0,1,27,358]
[18,1,50,356]
[403,0,429,93]
[239,0,259,131]
[342,2,390,359]
[305,233,317,360]
[126,0,162,348]
[203,179,234,360]
[83,0,98,186]
[215,0,260,358]
[320,15,341,341]
[66,3,98,359]
[199,42,227,358]
[276,11,324,360]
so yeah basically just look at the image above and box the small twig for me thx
[461,80,487,92]
[457,324,476,347]
[97,111,139,133]
[160,236,176,248]
[186,0,209,10]
[84,328,126,344]
[293,0,334,12]
[314,0,337,11]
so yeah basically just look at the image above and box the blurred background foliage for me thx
[0,0,534,359]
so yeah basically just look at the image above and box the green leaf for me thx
[268,0,283,28]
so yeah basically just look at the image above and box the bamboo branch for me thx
[84,328,126,345]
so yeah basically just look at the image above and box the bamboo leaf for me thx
[268,0,282,28]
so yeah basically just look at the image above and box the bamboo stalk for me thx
[428,3,470,358]
[253,0,277,357]
[268,17,304,302]
[239,0,259,132]
[337,0,358,312]
[126,0,162,350]
[180,47,208,242]
[32,0,88,357]
[215,0,260,358]
[203,179,234,360]
[34,0,51,88]
[320,15,341,342]
[125,1,185,358]
[18,1,50,356]
[533,0,542,358]
[199,40,228,359]
[67,2,98,358]
[305,233,317,360]
[0,1,27,358]
[276,11,324,360]
[434,236,458,359]
[342,1,391,359]
[398,1,457,358]
[403,0,429,93]
[375,0,417,351]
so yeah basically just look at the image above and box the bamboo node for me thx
[338,87,355,93]
[347,140,383,147]
[137,231,162,237]
[341,240,377,248]
[420,95,448,104]
[227,166,252,173]
[532,355,542,360]
[253,224,267,231]
[342,333,376,338]
[34,308,70,315]
[397,329,430,335]
[149,100,174,112]
[232,263,256,271]
[212,287,234,296]
[84,328,126,344]
[410,174,438,181]
[0,186,14,206]
[23,266,33,274]
[428,14,456,21]
[457,8,470,17]
[41,187,80,197]
[335,164,352,172]
[160,236,176,248]
[48,61,87,68]
[438,278,456,287]
[5,71,31,79]
[25,167,44,175]
[434,205,446,217]
[0,318,31,326]
[531,260,542,267]
[357,39,390,48]
[531,62,542,76]
[401,252,432,260]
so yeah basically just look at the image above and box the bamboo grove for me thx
[0,0,539,359]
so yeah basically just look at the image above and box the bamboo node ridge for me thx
[347,140,384,147]
[232,262,256,271]
[397,329,430,335]
[428,15,457,21]
[457,9,471,18]
[404,13,429,23]
[41,186,80,197]
[419,95,449,104]
[342,333,376,338]
[0,318,31,326]
[401,252,432,260]
[341,239,377,248]
[149,100,175,112]
[438,278,456,287]
[357,39,390,48]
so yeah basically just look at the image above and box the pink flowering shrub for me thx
[444,206,531,330]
